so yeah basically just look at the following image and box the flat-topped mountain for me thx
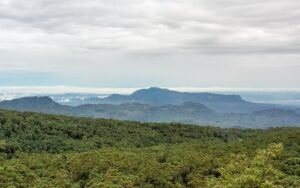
[66,87,277,113]
[104,87,245,105]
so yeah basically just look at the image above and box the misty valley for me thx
[0,88,300,129]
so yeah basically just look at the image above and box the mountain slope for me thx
[0,96,300,128]
[70,87,280,113]
[0,96,70,114]
[102,87,245,104]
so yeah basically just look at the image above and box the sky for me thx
[0,0,300,89]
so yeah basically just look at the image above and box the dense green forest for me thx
[0,110,299,187]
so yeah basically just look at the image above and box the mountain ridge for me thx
[65,87,275,113]
[0,93,300,128]
[103,87,246,105]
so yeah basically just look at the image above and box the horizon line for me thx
[0,86,300,94]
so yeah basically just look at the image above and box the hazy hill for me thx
[1,95,300,128]
[105,87,245,104]
[0,96,70,114]
[62,87,281,113]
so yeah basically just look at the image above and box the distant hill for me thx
[60,87,281,113]
[0,96,70,114]
[105,87,245,104]
[1,95,300,128]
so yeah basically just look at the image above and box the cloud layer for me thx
[0,0,300,87]
[1,0,300,53]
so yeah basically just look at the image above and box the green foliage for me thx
[206,143,286,187]
[0,109,299,187]
[0,110,263,153]
[0,140,17,159]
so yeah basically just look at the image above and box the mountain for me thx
[1,96,300,128]
[0,96,69,113]
[104,87,244,103]
[70,102,216,125]
[0,97,216,123]
[62,87,281,113]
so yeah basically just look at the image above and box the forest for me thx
[0,109,299,187]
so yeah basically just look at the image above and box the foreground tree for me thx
[206,143,295,188]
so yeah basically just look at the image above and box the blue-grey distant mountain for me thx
[65,87,281,113]
[0,95,300,128]
[105,87,245,104]
[0,96,68,113]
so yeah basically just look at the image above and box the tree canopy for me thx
[0,110,299,187]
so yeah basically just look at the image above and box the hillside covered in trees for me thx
[0,109,299,187]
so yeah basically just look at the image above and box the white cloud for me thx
[0,0,299,88]
[0,0,299,53]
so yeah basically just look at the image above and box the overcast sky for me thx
[0,0,300,88]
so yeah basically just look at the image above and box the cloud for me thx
[0,0,299,54]
[1,85,300,96]
[0,0,300,88]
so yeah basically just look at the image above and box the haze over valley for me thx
[0,87,300,128]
